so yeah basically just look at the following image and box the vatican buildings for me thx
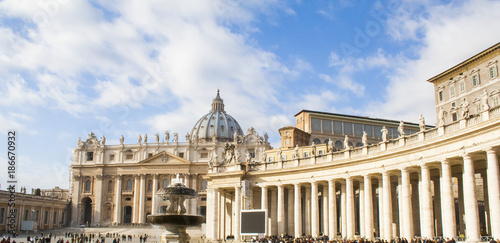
[204,42,500,242]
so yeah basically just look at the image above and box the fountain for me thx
[148,174,205,243]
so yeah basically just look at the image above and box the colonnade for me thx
[207,149,500,241]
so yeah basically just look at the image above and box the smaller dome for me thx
[190,91,243,142]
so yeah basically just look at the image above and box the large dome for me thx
[190,91,243,142]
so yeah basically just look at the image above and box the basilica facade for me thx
[69,91,271,227]
[204,42,500,242]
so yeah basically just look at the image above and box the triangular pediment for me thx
[138,151,191,165]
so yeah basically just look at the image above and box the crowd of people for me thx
[245,234,499,243]
[0,232,151,243]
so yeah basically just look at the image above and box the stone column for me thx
[346,177,355,239]
[382,172,393,240]
[401,168,413,239]
[328,180,337,240]
[378,180,384,239]
[210,188,219,240]
[287,187,295,235]
[486,149,500,239]
[359,180,365,238]
[305,186,311,235]
[278,184,285,235]
[294,183,302,238]
[341,182,347,238]
[234,185,241,241]
[323,185,329,236]
[151,174,158,215]
[311,181,319,237]
[132,175,139,223]
[261,186,268,210]
[114,175,122,224]
[270,188,278,236]
[93,175,103,224]
[420,165,434,238]
[138,174,146,224]
[462,154,480,241]
[364,175,374,239]
[440,160,456,239]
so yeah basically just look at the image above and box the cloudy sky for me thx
[1,0,500,191]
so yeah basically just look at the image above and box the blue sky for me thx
[1,0,500,191]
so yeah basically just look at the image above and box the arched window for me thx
[201,180,208,190]
[163,179,169,188]
[334,140,343,150]
[84,180,91,192]
[125,179,133,191]
[147,180,152,192]
[107,180,113,193]
[312,138,321,144]
[356,142,364,147]
[324,139,330,144]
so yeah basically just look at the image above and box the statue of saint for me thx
[264,132,269,143]
[311,142,316,155]
[234,149,241,163]
[173,133,178,143]
[482,89,490,111]
[277,148,282,161]
[233,131,239,144]
[138,134,142,144]
[344,135,350,150]
[461,99,470,119]
[185,133,190,143]
[101,136,106,146]
[398,120,405,137]
[438,107,445,126]
[144,133,148,144]
[381,126,388,142]
[294,145,300,158]
[120,135,124,145]
[78,137,83,147]
[362,131,368,146]
[328,139,334,153]
[155,133,160,143]
[246,151,251,164]
[419,114,426,132]
[262,150,267,162]
[165,130,170,143]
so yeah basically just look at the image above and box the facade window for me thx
[449,85,455,97]
[459,80,466,93]
[471,74,480,86]
[452,112,458,122]
[148,153,153,158]
[200,152,208,159]
[292,153,297,159]
[84,180,91,192]
[249,149,255,158]
[109,154,115,161]
[303,151,310,158]
[163,179,169,188]
[493,95,500,107]
[285,139,290,145]
[86,152,93,161]
[201,179,208,190]
[489,65,498,79]
[107,180,113,193]
[281,155,286,161]
[312,138,321,144]
[125,154,133,160]
[125,179,133,190]
[268,156,274,162]
[318,150,324,155]
[147,180,152,192]
[178,152,184,158]
[451,102,456,109]
[439,91,444,102]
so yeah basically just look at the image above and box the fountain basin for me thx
[147,214,205,226]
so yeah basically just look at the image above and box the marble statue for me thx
[362,131,368,146]
[174,133,179,143]
[235,149,241,163]
[212,133,217,142]
[277,148,282,161]
[311,142,316,155]
[77,138,83,147]
[381,126,388,142]
[461,99,470,119]
[120,135,124,145]
[438,107,445,126]
[224,143,235,163]
[264,132,268,143]
[262,150,266,162]
[165,130,170,143]
[144,133,148,144]
[155,133,159,143]
[344,135,349,150]
[88,132,95,139]
[233,131,239,143]
[246,151,251,164]
[328,139,334,153]
[138,134,142,144]
[482,89,490,111]
[398,120,405,137]
[101,136,106,145]
[419,114,426,132]
[185,133,190,143]
[294,145,300,158]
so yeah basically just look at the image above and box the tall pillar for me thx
[328,180,337,240]
[323,185,329,236]
[420,165,434,238]
[93,175,103,224]
[311,181,319,237]
[401,168,413,239]
[278,185,285,236]
[287,187,295,235]
[486,149,500,239]
[305,186,311,235]
[341,182,347,238]
[462,154,480,241]
[346,177,355,239]
[378,179,384,239]
[364,175,374,239]
[151,174,158,215]
[261,186,268,210]
[114,175,122,224]
[71,175,82,226]
[294,184,302,238]
[433,177,442,236]
[210,188,219,240]
[359,181,365,238]
[270,188,278,236]
[138,174,146,224]
[440,160,456,239]
[132,175,139,223]
[234,185,241,241]
[382,172,393,240]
